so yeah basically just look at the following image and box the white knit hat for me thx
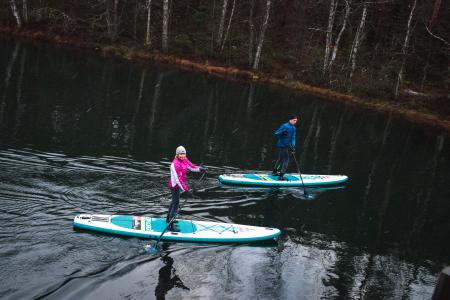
[176,146,186,155]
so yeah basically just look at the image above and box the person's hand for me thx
[289,146,295,154]
[181,190,193,198]
[199,166,207,173]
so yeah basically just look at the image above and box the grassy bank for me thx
[1,27,449,132]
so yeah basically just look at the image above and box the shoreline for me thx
[1,27,449,132]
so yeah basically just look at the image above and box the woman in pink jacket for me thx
[166,146,205,231]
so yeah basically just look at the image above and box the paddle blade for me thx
[145,242,161,254]
[304,191,313,200]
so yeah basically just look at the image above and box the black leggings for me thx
[274,148,290,175]
[166,188,181,223]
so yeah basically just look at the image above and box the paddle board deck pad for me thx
[218,173,348,187]
[73,214,281,243]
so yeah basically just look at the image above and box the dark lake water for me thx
[0,39,449,299]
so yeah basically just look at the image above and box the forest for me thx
[1,0,449,117]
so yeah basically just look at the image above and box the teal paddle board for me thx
[73,214,281,243]
[218,173,348,187]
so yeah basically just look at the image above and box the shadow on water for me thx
[0,40,449,299]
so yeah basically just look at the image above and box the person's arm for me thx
[275,124,288,136]
[170,163,188,192]
[186,159,201,172]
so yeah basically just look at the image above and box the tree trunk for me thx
[162,0,169,52]
[220,0,236,53]
[248,0,255,67]
[252,0,271,70]
[348,3,368,91]
[323,0,338,75]
[106,0,120,42]
[133,1,138,40]
[22,0,28,23]
[10,0,22,28]
[328,0,351,72]
[145,0,152,45]
[395,0,417,98]
[210,0,216,51]
[217,0,228,49]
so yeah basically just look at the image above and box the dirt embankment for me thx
[1,27,449,132]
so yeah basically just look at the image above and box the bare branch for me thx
[307,27,327,32]
[425,24,450,47]
[29,7,78,31]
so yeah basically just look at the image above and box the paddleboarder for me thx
[273,115,298,180]
[167,146,205,231]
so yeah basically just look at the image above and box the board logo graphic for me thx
[132,216,141,229]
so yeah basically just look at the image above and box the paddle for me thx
[148,171,207,253]
[289,147,309,197]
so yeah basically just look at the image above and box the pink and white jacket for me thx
[168,157,201,192]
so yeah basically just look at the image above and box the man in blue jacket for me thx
[273,115,298,180]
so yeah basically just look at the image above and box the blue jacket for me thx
[274,122,296,149]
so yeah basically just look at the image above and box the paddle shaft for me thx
[290,150,308,196]
[152,172,206,249]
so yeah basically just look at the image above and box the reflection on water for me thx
[155,252,190,300]
[0,40,449,299]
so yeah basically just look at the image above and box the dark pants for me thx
[273,148,290,175]
[166,188,180,223]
